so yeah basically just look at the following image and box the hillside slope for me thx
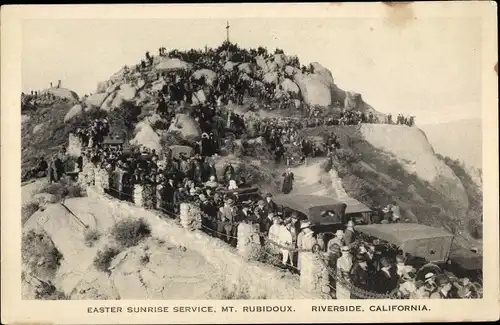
[300,125,478,242]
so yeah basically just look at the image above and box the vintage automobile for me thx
[273,194,372,226]
[354,223,483,287]
[355,223,455,264]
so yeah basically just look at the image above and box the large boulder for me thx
[344,91,362,110]
[110,84,136,109]
[130,121,162,152]
[43,87,79,101]
[191,89,207,105]
[280,78,300,95]
[255,56,267,71]
[84,93,108,109]
[156,58,192,72]
[273,54,287,68]
[64,104,83,122]
[263,72,279,85]
[284,65,301,78]
[223,61,238,71]
[310,62,335,85]
[167,114,201,141]
[294,74,332,107]
[238,63,254,75]
[192,69,217,86]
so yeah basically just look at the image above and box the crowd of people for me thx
[23,42,481,299]
[385,113,415,127]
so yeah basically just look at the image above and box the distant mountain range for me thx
[419,118,482,170]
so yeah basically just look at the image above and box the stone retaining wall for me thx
[86,186,326,299]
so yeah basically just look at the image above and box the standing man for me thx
[281,168,294,194]
[344,220,356,246]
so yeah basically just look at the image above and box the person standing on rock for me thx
[281,168,294,194]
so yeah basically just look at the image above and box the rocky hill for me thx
[21,42,482,299]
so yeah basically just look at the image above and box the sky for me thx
[22,15,483,124]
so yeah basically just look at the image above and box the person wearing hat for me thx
[268,217,283,256]
[327,230,345,253]
[336,246,353,299]
[344,220,356,246]
[264,193,278,215]
[221,197,238,246]
[280,218,296,268]
[281,168,294,194]
[350,254,371,296]
[199,193,216,236]
[296,222,317,270]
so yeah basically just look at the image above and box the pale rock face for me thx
[280,78,300,95]
[273,54,287,68]
[85,93,108,109]
[156,58,192,72]
[64,104,83,122]
[167,114,201,141]
[109,84,137,109]
[263,72,279,85]
[44,87,79,101]
[264,60,279,74]
[238,62,254,75]
[130,121,162,152]
[223,61,238,71]
[191,89,207,105]
[294,74,332,107]
[255,56,267,71]
[192,69,217,86]
[359,124,469,209]
[309,62,335,85]
[284,65,301,78]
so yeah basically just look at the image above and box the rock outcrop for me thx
[130,121,162,152]
[359,124,469,210]
[64,104,83,122]
[156,58,191,72]
[167,114,201,141]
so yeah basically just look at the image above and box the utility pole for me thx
[226,21,230,43]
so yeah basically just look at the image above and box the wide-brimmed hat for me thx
[300,221,311,229]
[424,272,435,281]
[335,229,344,237]
[341,246,350,252]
